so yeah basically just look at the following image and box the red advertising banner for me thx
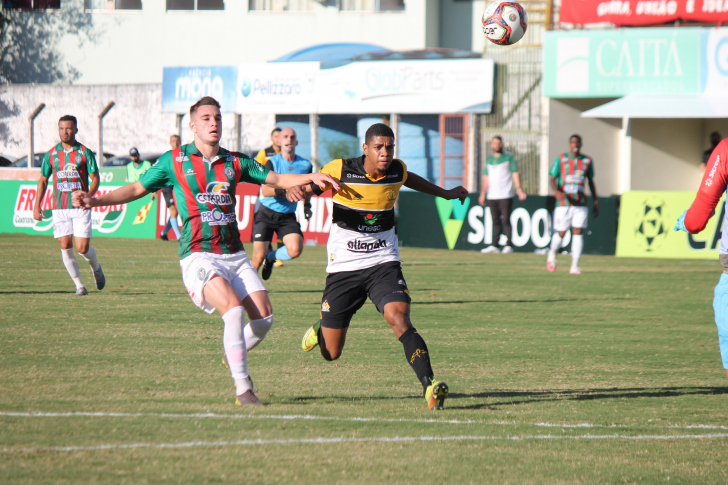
[560,0,728,25]
[155,184,332,245]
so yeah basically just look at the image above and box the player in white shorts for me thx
[74,97,339,406]
[33,115,105,296]
[547,134,599,275]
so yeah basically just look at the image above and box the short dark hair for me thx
[711,131,722,138]
[271,127,282,136]
[570,134,582,143]
[190,96,221,117]
[59,115,77,126]
[492,135,503,142]
[365,123,395,144]
[170,134,180,140]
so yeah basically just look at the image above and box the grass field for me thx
[2,233,728,483]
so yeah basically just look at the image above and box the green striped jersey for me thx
[40,142,98,210]
[139,143,269,259]
[549,153,594,207]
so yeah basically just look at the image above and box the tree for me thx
[0,0,97,84]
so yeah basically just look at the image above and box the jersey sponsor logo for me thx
[706,155,721,187]
[196,182,233,205]
[363,213,379,225]
[200,208,236,225]
[185,168,195,176]
[57,182,82,192]
[347,238,388,253]
[56,163,80,180]
[357,224,382,232]
[385,189,397,201]
[224,167,235,179]
[386,174,399,179]
[347,173,366,179]
[226,156,236,162]
[175,154,190,162]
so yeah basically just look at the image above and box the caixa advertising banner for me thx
[617,191,725,259]
[2,177,157,239]
[397,192,617,255]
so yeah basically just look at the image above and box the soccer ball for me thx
[482,1,528,46]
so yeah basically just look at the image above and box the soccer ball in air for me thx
[482,1,528,46]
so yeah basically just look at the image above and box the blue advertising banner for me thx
[162,66,238,113]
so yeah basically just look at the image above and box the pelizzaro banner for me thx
[616,190,725,259]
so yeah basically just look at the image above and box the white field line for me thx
[1,411,727,431]
[3,433,728,454]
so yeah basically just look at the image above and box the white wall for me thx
[58,2,433,85]
[630,119,704,191]
[0,84,273,160]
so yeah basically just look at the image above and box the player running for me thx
[675,136,728,381]
[33,115,105,296]
[251,127,313,280]
[73,97,339,406]
[290,123,468,410]
[546,134,599,275]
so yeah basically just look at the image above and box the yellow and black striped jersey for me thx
[313,156,407,273]
[314,156,408,233]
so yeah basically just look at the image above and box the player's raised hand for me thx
[286,185,306,203]
[447,186,469,204]
[311,172,340,191]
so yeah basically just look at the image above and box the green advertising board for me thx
[617,190,723,259]
[1,167,156,239]
[398,192,618,255]
[544,28,701,98]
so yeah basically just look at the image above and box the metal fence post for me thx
[98,102,115,166]
[28,104,46,168]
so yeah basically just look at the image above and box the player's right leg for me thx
[482,199,503,253]
[713,270,728,381]
[72,210,104,290]
[548,206,571,272]
[180,253,261,405]
[54,210,86,295]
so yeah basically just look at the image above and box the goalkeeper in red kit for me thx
[675,136,728,380]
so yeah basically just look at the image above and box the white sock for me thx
[244,315,274,351]
[548,233,563,262]
[61,249,84,289]
[79,247,100,271]
[571,234,583,270]
[222,307,250,395]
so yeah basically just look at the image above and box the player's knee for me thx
[249,315,273,338]
[321,347,342,361]
[287,246,302,259]
[76,242,89,254]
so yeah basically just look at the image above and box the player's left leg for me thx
[262,213,304,280]
[72,209,105,290]
[569,207,589,275]
[54,209,86,294]
[368,262,448,410]
[713,265,728,381]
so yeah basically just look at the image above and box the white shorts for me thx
[553,206,588,232]
[180,251,267,314]
[53,209,92,239]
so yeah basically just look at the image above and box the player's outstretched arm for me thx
[73,181,150,210]
[588,178,599,218]
[678,140,728,234]
[404,171,468,203]
[264,171,340,202]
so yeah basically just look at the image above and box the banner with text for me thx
[559,0,728,26]
[617,190,724,259]
[398,192,617,255]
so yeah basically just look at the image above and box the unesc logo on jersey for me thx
[196,182,233,205]
[435,197,471,250]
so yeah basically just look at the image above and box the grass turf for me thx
[1,233,727,483]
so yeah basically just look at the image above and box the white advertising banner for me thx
[702,28,728,95]
[316,59,494,114]
[236,62,318,114]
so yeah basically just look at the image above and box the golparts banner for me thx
[559,0,728,25]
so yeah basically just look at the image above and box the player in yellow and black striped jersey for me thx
[290,123,468,410]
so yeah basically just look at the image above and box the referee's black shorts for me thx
[161,186,175,207]
[319,261,411,329]
[252,205,303,242]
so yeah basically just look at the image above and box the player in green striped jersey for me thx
[33,115,105,296]
[74,97,339,406]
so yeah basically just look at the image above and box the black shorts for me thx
[319,261,411,329]
[162,186,175,207]
[252,205,303,242]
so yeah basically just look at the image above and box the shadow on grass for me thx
[447,386,728,410]
[286,387,728,407]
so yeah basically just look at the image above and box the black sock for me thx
[398,327,434,392]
